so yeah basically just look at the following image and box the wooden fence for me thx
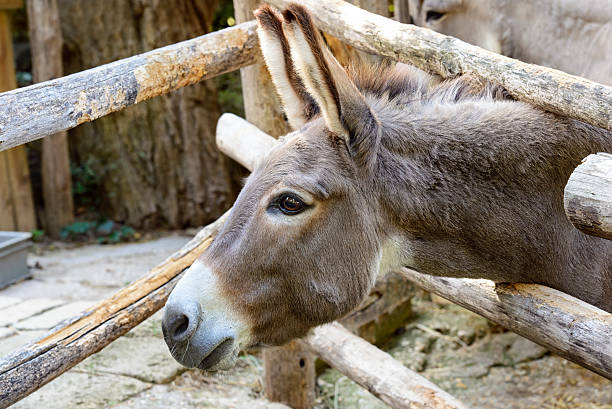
[0,0,611,408]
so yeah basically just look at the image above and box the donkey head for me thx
[162,4,392,370]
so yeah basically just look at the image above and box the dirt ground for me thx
[1,232,610,408]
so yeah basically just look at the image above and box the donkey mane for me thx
[346,59,511,107]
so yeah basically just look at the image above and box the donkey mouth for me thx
[197,337,235,370]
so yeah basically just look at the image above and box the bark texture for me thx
[306,323,469,409]
[58,0,239,228]
[564,153,612,241]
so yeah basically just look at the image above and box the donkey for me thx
[162,4,612,371]
[407,0,612,84]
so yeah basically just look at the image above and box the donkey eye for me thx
[426,10,445,22]
[279,194,305,215]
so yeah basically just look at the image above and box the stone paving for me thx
[0,233,610,408]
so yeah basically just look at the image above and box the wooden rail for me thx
[0,21,259,152]
[268,0,612,132]
[306,323,469,409]
[565,153,612,241]
[216,113,612,380]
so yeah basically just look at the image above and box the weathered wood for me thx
[399,268,612,380]
[262,342,316,409]
[564,153,612,241]
[0,153,12,227]
[0,0,22,9]
[216,113,612,380]
[0,21,259,152]
[27,0,74,237]
[267,0,612,132]
[0,145,36,231]
[306,322,469,409]
[0,10,36,231]
[0,212,228,408]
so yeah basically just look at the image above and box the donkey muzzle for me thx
[161,260,244,370]
[162,300,235,369]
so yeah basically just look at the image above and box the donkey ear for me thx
[281,4,380,166]
[255,5,319,130]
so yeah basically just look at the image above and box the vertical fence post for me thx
[232,0,316,407]
[0,0,36,232]
[27,0,74,238]
[360,0,389,17]
[393,0,410,22]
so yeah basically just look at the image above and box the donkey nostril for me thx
[163,301,201,344]
[173,314,190,338]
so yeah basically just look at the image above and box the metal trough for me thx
[0,231,32,288]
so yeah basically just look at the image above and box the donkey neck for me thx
[367,92,612,289]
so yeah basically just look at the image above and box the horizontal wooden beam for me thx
[268,0,612,132]
[216,113,612,380]
[305,322,469,409]
[0,0,23,10]
[0,21,258,152]
[564,153,612,240]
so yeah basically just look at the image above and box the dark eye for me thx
[279,194,305,215]
[426,10,445,22]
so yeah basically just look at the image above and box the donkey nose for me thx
[162,300,201,343]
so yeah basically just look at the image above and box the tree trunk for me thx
[58,0,240,229]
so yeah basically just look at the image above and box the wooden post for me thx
[0,0,36,232]
[564,153,612,240]
[263,341,316,408]
[361,0,389,17]
[394,0,410,23]
[0,21,260,152]
[233,1,314,407]
[27,0,74,237]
